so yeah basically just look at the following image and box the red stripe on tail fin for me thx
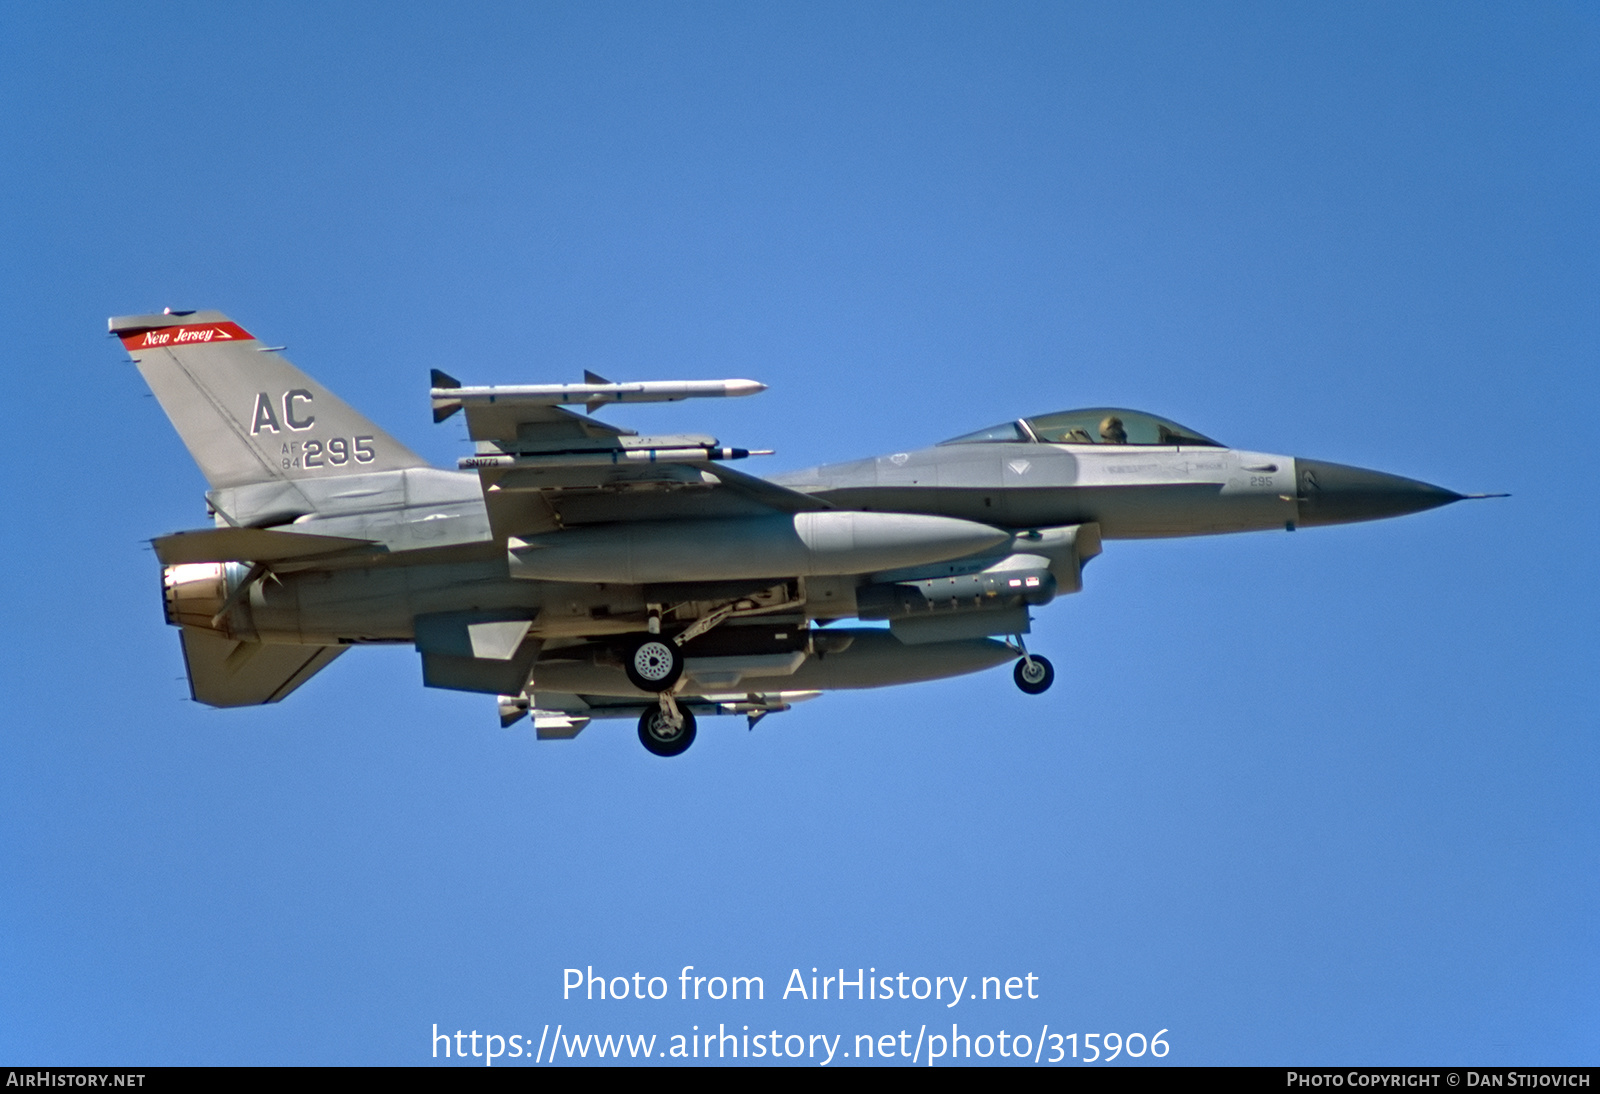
[120,322,254,350]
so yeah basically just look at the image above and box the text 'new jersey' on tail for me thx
[113,310,428,492]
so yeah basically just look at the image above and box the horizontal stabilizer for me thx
[153,526,377,565]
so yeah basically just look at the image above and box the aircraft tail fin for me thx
[113,310,428,491]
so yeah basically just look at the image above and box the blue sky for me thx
[2,1,1595,1066]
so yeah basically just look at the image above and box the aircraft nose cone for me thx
[1294,458,1463,527]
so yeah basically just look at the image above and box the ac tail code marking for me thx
[251,391,316,434]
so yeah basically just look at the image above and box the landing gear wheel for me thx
[625,637,683,692]
[1014,655,1055,694]
[638,705,697,757]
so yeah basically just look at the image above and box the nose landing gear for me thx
[1014,655,1054,693]
[1010,636,1054,694]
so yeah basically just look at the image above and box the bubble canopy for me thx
[940,408,1223,448]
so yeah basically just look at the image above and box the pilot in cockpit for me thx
[1098,415,1128,444]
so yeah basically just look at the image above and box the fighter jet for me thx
[119,310,1494,756]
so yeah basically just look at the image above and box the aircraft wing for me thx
[431,370,828,537]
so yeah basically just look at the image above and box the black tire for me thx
[1014,654,1054,694]
[638,706,697,757]
[624,636,683,693]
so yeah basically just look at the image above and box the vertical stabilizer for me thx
[113,310,428,490]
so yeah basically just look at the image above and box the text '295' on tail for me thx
[113,310,427,491]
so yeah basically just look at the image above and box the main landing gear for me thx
[624,592,756,694]
[624,636,684,692]
[1011,636,1054,695]
[626,623,694,757]
[638,699,697,758]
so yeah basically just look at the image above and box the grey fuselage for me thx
[772,441,1296,538]
[209,432,1454,648]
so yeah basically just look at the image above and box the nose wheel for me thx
[1014,653,1054,694]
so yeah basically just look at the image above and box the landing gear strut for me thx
[638,701,697,757]
[1011,636,1054,694]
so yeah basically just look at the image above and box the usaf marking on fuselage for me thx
[116,309,1500,757]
